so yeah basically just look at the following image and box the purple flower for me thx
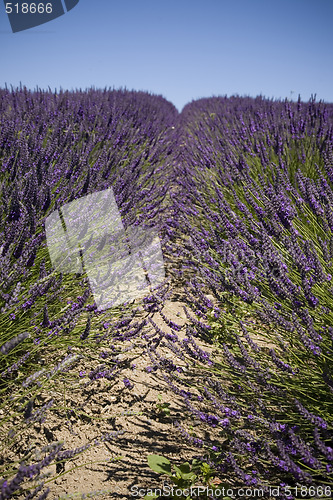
[220,418,230,428]
[123,378,133,389]
[294,399,328,429]
[80,317,91,340]
[0,332,29,355]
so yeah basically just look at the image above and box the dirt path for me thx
[1,293,222,500]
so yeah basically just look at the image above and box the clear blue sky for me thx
[0,0,332,112]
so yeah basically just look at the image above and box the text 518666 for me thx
[5,3,53,14]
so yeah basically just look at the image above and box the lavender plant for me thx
[0,87,178,498]
[2,88,333,499]
[165,95,333,494]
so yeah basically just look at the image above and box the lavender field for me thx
[0,88,333,499]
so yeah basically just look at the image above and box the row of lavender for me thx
[162,95,333,493]
[1,89,333,498]
[0,86,178,344]
[0,88,180,499]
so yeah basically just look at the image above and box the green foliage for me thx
[146,455,230,499]
[146,455,195,499]
[155,394,171,418]
[147,455,172,476]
